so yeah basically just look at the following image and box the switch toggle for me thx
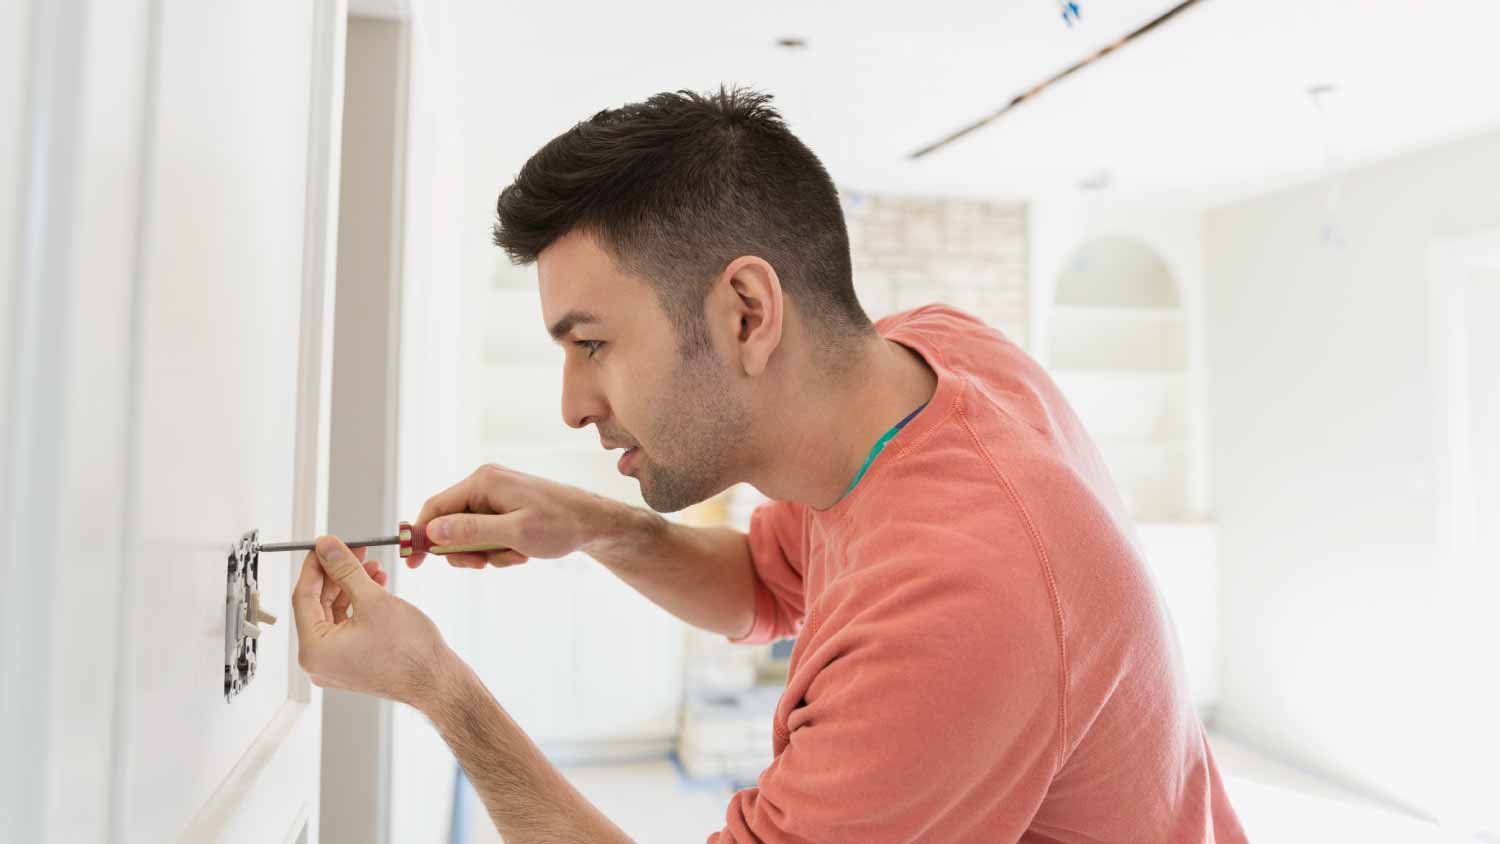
[249,591,278,627]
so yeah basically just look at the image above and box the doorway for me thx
[1429,231,1500,838]
[322,7,410,844]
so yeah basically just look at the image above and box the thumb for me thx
[315,536,381,604]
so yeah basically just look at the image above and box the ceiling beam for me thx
[909,0,1209,160]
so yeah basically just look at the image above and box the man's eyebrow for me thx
[548,309,602,342]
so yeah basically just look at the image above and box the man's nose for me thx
[561,360,607,430]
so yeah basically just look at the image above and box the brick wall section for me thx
[841,191,1030,348]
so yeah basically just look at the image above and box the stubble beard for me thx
[636,350,750,513]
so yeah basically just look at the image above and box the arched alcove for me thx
[1055,236,1180,308]
[1049,236,1189,520]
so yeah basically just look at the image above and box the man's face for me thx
[537,231,748,512]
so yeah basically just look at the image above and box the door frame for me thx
[1425,228,1500,836]
[1428,229,1500,574]
[320,4,413,843]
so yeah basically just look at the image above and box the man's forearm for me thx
[421,652,632,844]
[584,497,758,639]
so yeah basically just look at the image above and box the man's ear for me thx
[718,256,783,377]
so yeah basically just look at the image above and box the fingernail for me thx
[427,520,447,543]
[315,536,341,561]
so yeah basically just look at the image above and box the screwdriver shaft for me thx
[257,535,401,553]
[256,522,500,558]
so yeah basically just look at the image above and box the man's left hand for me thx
[293,535,457,708]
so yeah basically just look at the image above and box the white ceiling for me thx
[453,0,1500,209]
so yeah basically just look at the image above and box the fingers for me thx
[322,579,340,618]
[331,587,351,622]
[414,465,506,530]
[292,550,329,644]
[486,549,528,567]
[353,546,388,586]
[314,536,382,605]
[331,558,388,621]
[412,465,517,570]
[443,552,487,569]
[331,548,373,606]
[443,550,528,569]
[425,510,522,549]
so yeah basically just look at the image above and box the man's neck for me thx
[752,333,938,510]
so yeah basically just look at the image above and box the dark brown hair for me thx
[493,85,871,355]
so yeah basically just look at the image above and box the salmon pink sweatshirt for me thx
[709,305,1248,844]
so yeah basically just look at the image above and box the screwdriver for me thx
[257,521,508,558]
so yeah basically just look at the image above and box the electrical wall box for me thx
[225,529,277,701]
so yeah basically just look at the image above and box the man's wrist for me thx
[412,644,473,720]
[580,495,663,563]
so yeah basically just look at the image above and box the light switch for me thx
[224,529,275,701]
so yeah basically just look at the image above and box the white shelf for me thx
[1049,316,1187,372]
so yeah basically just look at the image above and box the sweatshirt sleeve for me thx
[728,499,807,645]
[709,538,1063,843]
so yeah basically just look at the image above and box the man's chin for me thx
[637,470,731,515]
[639,483,691,515]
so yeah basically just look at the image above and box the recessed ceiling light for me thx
[776,37,807,49]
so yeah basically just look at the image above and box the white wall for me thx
[1,1,159,838]
[1204,128,1500,819]
[0,0,29,674]
[0,0,26,362]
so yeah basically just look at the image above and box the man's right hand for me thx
[410,464,611,570]
[413,464,759,640]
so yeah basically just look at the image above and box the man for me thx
[293,87,1248,843]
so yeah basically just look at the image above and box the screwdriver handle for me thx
[397,521,508,558]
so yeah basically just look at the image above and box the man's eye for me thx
[574,340,605,359]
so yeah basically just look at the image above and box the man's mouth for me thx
[616,446,640,476]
